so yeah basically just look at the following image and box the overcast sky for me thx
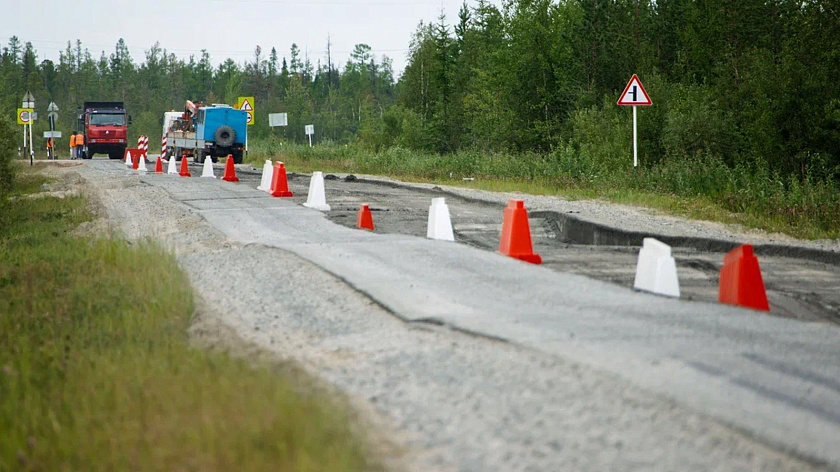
[4,0,502,77]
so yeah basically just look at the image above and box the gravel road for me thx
[44,160,835,472]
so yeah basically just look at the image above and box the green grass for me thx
[0,165,379,472]
[246,140,840,240]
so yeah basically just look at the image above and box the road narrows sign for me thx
[617,74,652,106]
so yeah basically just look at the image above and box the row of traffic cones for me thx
[357,195,770,312]
[354,198,541,264]
[140,155,771,313]
[257,161,538,264]
[255,160,294,197]
[142,153,241,181]
[633,237,770,311]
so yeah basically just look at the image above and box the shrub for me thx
[0,117,17,219]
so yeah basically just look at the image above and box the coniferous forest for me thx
[1,0,839,236]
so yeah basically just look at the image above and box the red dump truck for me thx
[77,101,131,159]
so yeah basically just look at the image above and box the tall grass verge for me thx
[246,138,840,240]
[0,166,378,471]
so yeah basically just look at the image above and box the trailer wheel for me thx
[215,125,236,147]
[195,149,206,164]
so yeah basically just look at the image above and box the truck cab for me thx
[79,101,129,159]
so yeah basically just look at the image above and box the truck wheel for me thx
[195,150,205,164]
[233,151,243,164]
[108,151,121,160]
[215,125,236,147]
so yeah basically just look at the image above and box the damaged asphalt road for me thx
[64,159,840,471]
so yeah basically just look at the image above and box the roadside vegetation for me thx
[249,139,840,241]
[0,120,379,471]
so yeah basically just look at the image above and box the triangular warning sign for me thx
[239,99,253,111]
[617,74,652,106]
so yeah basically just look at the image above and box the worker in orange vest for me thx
[69,132,77,159]
[46,137,53,159]
[75,133,85,159]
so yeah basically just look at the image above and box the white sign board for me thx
[305,124,314,135]
[269,113,288,127]
[22,90,35,109]
[43,131,62,138]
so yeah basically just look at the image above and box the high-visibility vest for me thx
[70,135,76,147]
[75,134,84,145]
[46,138,53,148]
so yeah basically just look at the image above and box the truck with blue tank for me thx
[165,101,247,163]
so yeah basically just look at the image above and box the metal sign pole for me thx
[29,121,34,165]
[633,106,638,168]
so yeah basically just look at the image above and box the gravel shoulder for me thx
[44,161,834,472]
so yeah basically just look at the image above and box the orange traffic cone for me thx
[269,162,293,197]
[179,156,191,177]
[357,204,374,230]
[498,200,541,264]
[718,244,769,311]
[221,155,239,182]
[154,156,163,174]
[132,152,139,170]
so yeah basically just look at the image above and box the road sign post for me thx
[305,124,314,147]
[47,101,59,159]
[236,96,255,155]
[617,75,652,168]
[21,91,36,165]
[269,113,289,142]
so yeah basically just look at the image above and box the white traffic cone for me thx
[137,154,148,172]
[633,237,680,298]
[302,171,331,211]
[427,197,455,241]
[125,150,132,166]
[257,160,272,192]
[200,157,216,178]
[167,155,178,175]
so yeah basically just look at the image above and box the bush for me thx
[569,101,630,180]
[661,83,740,163]
[0,117,17,219]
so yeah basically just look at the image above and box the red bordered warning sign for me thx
[617,74,652,106]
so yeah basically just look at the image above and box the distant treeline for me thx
[1,0,839,180]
